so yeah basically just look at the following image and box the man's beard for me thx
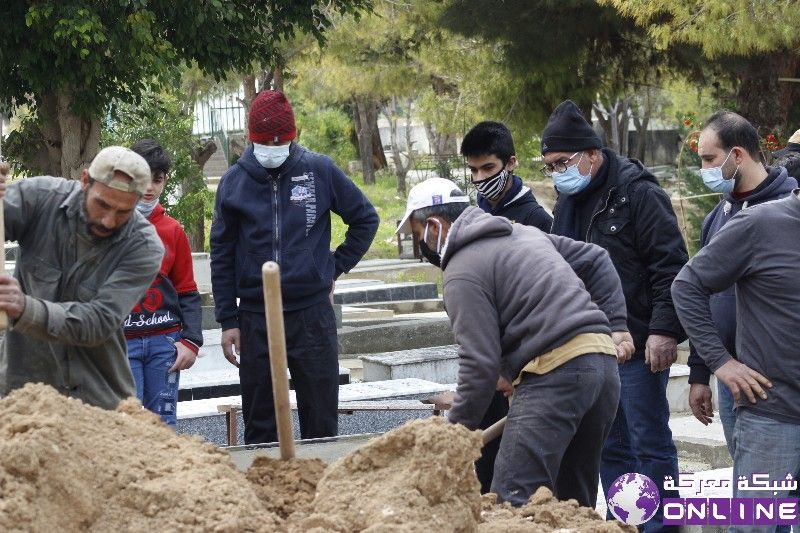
[82,197,120,240]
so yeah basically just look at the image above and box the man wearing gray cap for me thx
[0,147,164,409]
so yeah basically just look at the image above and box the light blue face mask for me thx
[700,149,738,194]
[552,152,593,195]
[253,142,291,169]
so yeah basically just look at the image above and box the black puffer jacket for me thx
[552,149,688,356]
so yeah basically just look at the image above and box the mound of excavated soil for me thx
[0,383,280,532]
[0,384,635,532]
[290,416,483,532]
[246,455,326,519]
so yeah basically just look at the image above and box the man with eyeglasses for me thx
[541,100,688,532]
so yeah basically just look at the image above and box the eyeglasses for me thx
[540,152,581,177]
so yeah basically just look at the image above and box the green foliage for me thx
[440,0,708,133]
[0,0,370,119]
[294,100,358,168]
[674,114,721,255]
[600,0,800,58]
[331,170,409,259]
[102,90,212,232]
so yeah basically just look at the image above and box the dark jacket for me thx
[552,149,688,355]
[772,142,800,160]
[442,207,627,429]
[687,166,797,384]
[210,143,379,328]
[476,174,553,232]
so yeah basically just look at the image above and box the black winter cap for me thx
[541,100,602,154]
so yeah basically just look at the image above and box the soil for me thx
[0,383,281,532]
[0,384,635,532]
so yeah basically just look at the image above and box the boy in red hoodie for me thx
[124,139,203,426]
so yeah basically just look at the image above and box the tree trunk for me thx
[631,90,652,163]
[382,96,415,194]
[242,74,257,142]
[27,91,101,179]
[736,50,800,134]
[353,96,375,184]
[368,99,387,171]
[273,66,284,93]
[183,138,218,252]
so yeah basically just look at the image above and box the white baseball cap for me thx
[396,177,470,234]
[88,146,151,195]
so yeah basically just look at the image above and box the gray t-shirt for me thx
[672,190,800,423]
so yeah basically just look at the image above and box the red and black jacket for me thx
[124,204,203,353]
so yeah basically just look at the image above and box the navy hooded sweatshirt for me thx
[687,166,798,384]
[210,143,379,329]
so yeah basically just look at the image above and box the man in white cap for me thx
[0,147,164,409]
[397,177,633,508]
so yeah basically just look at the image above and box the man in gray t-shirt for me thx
[672,191,800,532]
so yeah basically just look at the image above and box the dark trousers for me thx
[491,353,620,508]
[475,391,509,494]
[239,302,339,444]
[600,356,679,533]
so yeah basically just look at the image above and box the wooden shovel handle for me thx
[262,261,295,459]
[0,189,7,330]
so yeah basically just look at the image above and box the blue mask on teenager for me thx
[552,152,593,195]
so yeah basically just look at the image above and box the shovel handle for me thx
[481,416,507,446]
[262,261,295,460]
[0,190,7,330]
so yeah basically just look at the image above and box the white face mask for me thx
[253,143,291,168]
[136,196,159,218]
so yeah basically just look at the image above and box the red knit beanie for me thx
[249,90,297,144]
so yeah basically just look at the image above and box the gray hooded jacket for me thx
[442,207,627,428]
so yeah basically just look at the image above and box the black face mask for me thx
[418,239,441,268]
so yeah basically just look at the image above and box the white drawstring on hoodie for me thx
[723,199,749,216]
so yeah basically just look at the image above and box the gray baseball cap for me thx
[88,146,151,195]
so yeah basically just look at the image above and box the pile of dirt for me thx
[0,383,281,532]
[290,416,483,531]
[478,488,636,532]
[246,456,326,519]
[0,384,634,532]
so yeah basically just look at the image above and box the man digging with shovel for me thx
[398,177,634,508]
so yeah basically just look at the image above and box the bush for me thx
[294,100,357,168]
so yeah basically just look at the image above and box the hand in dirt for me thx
[611,331,635,364]
[689,383,714,425]
[0,275,27,320]
[714,359,771,404]
[221,327,241,368]
[645,334,677,372]
[169,342,198,373]
[496,376,513,398]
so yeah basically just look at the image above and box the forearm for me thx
[178,291,203,348]
[671,275,732,372]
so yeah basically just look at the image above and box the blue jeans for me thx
[729,409,800,533]
[718,379,737,458]
[127,331,181,427]
[601,357,680,532]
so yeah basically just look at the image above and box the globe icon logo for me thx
[606,473,660,525]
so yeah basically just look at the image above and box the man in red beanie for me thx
[210,90,379,444]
